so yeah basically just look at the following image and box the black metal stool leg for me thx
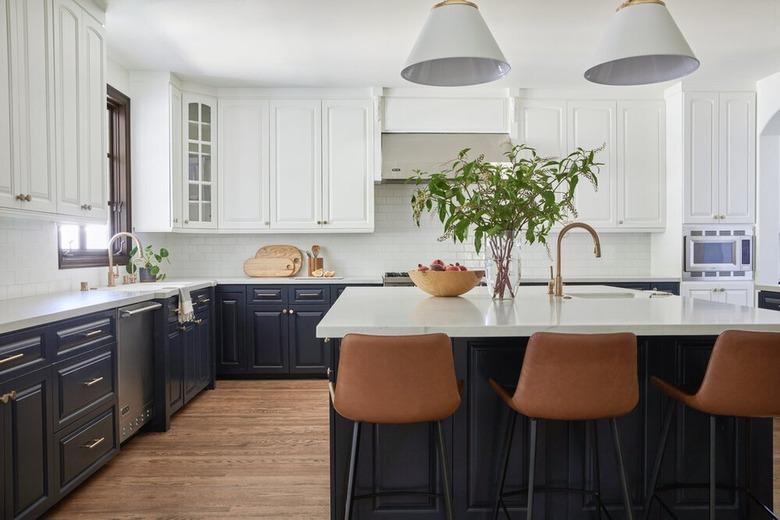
[435,421,454,520]
[493,412,517,520]
[642,399,676,520]
[592,420,605,520]
[709,416,716,520]
[526,418,538,520]
[344,421,361,520]
[610,418,635,520]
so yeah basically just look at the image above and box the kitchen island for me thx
[317,286,780,520]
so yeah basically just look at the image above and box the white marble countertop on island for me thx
[755,284,780,293]
[215,276,383,285]
[316,285,780,338]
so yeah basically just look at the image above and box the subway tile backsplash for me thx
[0,185,651,301]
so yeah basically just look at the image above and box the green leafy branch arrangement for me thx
[410,144,602,298]
[126,245,170,281]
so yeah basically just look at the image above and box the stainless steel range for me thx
[383,272,414,287]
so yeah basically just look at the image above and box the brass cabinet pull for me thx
[83,329,102,338]
[288,309,295,314]
[282,309,288,314]
[193,319,203,325]
[82,377,104,387]
[82,437,105,449]
[0,352,24,365]
[0,391,17,404]
[198,298,211,303]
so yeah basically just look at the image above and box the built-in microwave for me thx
[683,226,753,280]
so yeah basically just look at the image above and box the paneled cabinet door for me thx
[568,101,617,227]
[617,101,665,228]
[167,327,184,414]
[322,99,374,231]
[0,0,17,210]
[9,0,56,213]
[218,99,270,229]
[684,93,720,223]
[247,306,289,374]
[79,12,108,222]
[170,85,183,227]
[515,99,567,158]
[289,305,328,375]
[216,291,246,374]
[269,100,322,230]
[194,312,211,394]
[1,369,54,520]
[718,92,755,224]
[183,93,217,229]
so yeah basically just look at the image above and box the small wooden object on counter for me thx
[308,257,324,276]
[243,245,303,277]
[408,269,485,297]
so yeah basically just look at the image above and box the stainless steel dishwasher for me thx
[117,301,162,443]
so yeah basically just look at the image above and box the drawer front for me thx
[55,348,114,428]
[0,329,46,379]
[192,289,212,314]
[759,291,780,311]
[249,287,285,304]
[56,312,115,358]
[58,408,116,490]
[291,286,329,305]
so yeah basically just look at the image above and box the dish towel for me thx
[178,287,195,323]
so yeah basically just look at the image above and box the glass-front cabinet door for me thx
[183,93,217,228]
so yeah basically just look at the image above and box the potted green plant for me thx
[127,245,170,282]
[411,144,602,299]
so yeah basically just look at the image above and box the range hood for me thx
[381,133,512,182]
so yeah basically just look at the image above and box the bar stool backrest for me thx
[695,330,780,418]
[513,332,639,420]
[333,333,461,424]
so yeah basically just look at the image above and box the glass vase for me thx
[483,232,521,300]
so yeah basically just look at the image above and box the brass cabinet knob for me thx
[15,194,23,201]
[264,221,270,226]
[173,218,179,223]
[24,194,31,202]
[288,309,295,315]
[0,390,16,404]
[282,309,288,314]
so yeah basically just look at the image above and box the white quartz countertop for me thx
[755,284,780,293]
[316,285,780,338]
[216,276,383,285]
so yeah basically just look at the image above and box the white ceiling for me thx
[105,0,780,89]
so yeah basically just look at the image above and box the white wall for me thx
[0,218,104,300]
[107,57,130,94]
[138,184,652,280]
[755,71,780,286]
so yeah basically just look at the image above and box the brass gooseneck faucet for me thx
[553,222,602,297]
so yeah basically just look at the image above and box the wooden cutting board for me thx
[243,245,303,277]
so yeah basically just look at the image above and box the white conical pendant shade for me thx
[402,0,510,87]
[585,0,699,86]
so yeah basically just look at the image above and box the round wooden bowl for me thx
[408,269,485,297]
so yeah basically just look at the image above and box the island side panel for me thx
[329,336,772,519]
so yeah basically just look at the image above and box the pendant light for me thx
[585,0,699,86]
[402,0,510,87]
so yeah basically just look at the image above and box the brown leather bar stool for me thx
[643,330,780,520]
[489,332,638,520]
[329,333,461,520]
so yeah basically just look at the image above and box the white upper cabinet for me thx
[8,0,56,214]
[0,0,15,210]
[617,101,665,228]
[52,0,106,222]
[183,93,217,229]
[718,93,755,223]
[322,99,374,231]
[170,84,182,228]
[80,12,107,222]
[568,101,617,227]
[218,99,270,229]
[683,91,755,224]
[515,100,566,158]
[269,100,322,230]
[684,93,719,223]
[383,96,509,133]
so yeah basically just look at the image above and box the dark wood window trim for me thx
[59,85,133,269]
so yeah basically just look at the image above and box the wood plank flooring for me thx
[46,380,331,519]
[46,381,780,518]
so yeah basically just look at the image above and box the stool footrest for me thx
[499,486,613,520]
[352,490,443,501]
[649,483,778,520]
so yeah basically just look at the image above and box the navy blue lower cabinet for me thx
[215,289,246,374]
[1,368,55,520]
[758,290,780,311]
[247,305,290,375]
[289,305,329,375]
[167,324,186,415]
[184,311,211,404]
[329,335,771,519]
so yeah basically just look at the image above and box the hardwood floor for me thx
[47,380,331,519]
[45,381,780,518]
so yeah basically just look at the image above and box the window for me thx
[59,85,132,269]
